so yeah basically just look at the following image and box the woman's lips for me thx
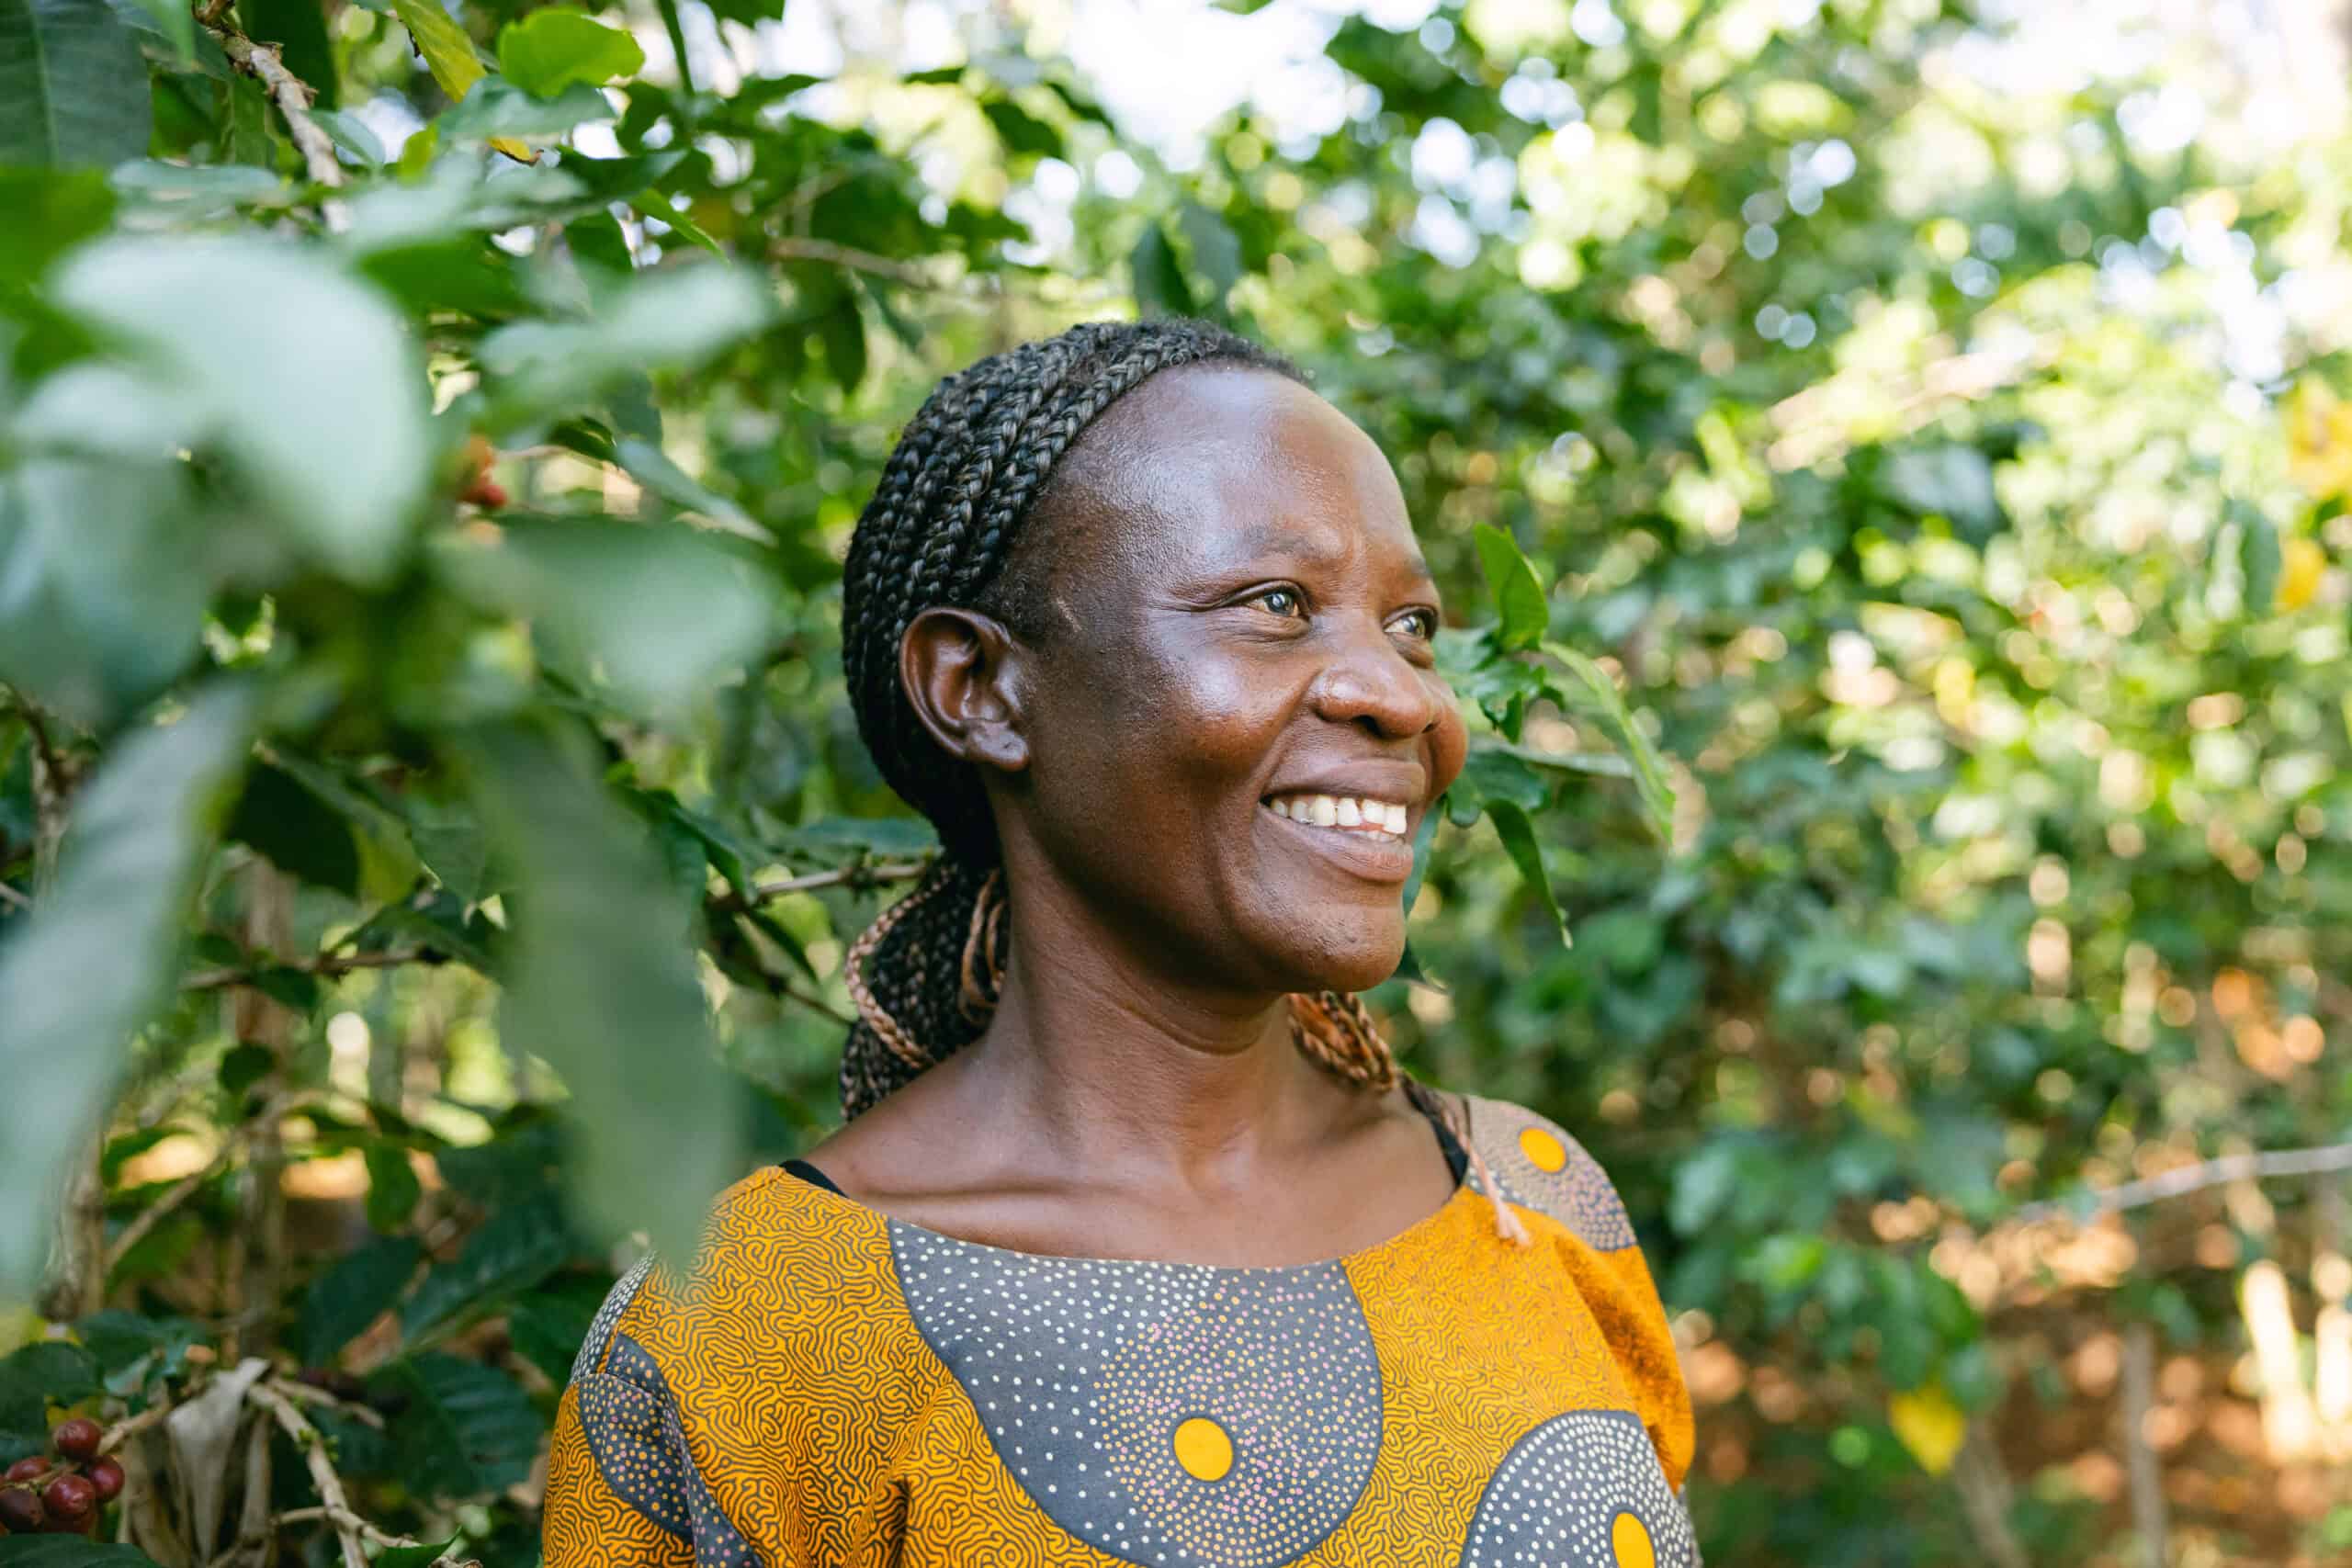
[1259,797,1418,883]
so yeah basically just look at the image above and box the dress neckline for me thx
[776,1087,1476,1274]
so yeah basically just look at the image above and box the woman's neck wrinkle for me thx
[971,936,1308,1183]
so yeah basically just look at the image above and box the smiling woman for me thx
[539,320,1700,1568]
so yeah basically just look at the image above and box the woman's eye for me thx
[1393,608,1437,638]
[1250,587,1303,617]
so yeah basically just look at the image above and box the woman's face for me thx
[986,364,1469,1000]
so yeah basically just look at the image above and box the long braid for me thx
[837,321,1515,1246]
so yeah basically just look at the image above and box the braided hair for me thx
[833,317,1528,1246]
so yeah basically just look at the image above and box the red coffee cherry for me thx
[40,1474,94,1522]
[0,1485,43,1532]
[50,1419,100,1462]
[1,1458,42,1483]
[85,1457,124,1504]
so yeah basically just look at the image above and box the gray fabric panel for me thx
[889,1221,1383,1568]
[1457,1408,1699,1567]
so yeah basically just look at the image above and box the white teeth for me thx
[1264,794,1412,837]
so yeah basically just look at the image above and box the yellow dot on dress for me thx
[1518,1125,1568,1173]
[1611,1509,1657,1568]
[1171,1416,1234,1481]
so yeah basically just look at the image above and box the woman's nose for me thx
[1306,620,1442,739]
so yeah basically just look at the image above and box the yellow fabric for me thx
[544,1093,1698,1568]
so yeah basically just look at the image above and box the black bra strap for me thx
[780,1156,843,1195]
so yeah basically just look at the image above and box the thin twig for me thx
[105,1157,226,1272]
[711,859,929,913]
[96,1400,176,1458]
[246,1384,371,1568]
[265,1375,386,1430]
[0,879,28,909]
[2120,1320,2169,1568]
[203,24,345,204]
[770,237,944,288]
[266,1505,417,1548]
[182,948,436,992]
[2015,1142,2352,1224]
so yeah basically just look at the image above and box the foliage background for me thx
[3,0,2351,1562]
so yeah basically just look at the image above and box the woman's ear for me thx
[899,607,1032,775]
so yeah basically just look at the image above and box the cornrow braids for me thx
[835,320,1516,1242]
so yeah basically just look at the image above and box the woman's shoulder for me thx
[1419,1085,1641,1255]
[564,1164,902,1386]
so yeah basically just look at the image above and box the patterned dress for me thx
[543,1091,1698,1568]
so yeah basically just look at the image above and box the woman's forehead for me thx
[1046,364,1419,575]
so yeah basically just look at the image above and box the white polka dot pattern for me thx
[889,1222,1383,1568]
[571,1254,654,1388]
[1457,1409,1697,1567]
[1461,1096,1638,1253]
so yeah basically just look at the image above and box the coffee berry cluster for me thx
[0,1417,124,1537]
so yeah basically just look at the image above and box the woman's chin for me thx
[1284,927,1408,996]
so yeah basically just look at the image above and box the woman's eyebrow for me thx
[1226,523,1437,586]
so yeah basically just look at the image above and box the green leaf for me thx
[1179,201,1243,304]
[1485,798,1569,948]
[496,7,643,96]
[399,1197,571,1342]
[435,516,773,719]
[463,721,744,1264]
[387,0,485,103]
[1130,221,1194,318]
[225,762,361,897]
[370,1539,458,1568]
[0,681,258,1292]
[298,1235,421,1366]
[0,1341,100,1438]
[217,1042,274,1096]
[0,457,209,729]
[503,1274,607,1384]
[1878,444,2003,544]
[0,166,112,287]
[0,0,153,167]
[436,78,614,141]
[380,1352,539,1497]
[1542,640,1677,843]
[240,0,334,107]
[363,1139,423,1232]
[613,437,763,538]
[474,263,773,423]
[50,236,431,585]
[980,96,1060,158]
[73,1310,205,1397]
[2233,499,2280,614]
[1472,523,1549,652]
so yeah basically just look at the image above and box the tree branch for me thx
[202,21,345,198]
[770,237,944,289]
[182,947,437,993]
[245,1384,370,1568]
[709,858,929,914]
[2015,1142,2352,1224]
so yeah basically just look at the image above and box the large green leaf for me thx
[380,1352,539,1498]
[0,457,209,729]
[1484,798,1569,949]
[474,262,773,423]
[398,1196,571,1341]
[0,1341,99,1459]
[433,516,773,719]
[0,681,258,1292]
[0,1539,171,1565]
[495,7,642,96]
[1541,640,1677,843]
[463,721,743,1264]
[298,1234,422,1366]
[1472,523,1549,652]
[0,0,152,167]
[50,236,431,585]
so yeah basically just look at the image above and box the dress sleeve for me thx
[541,1258,696,1568]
